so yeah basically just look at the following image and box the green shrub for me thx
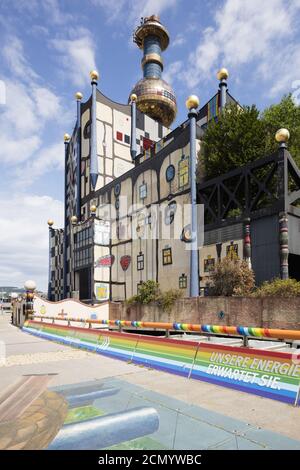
[126,280,182,311]
[226,207,242,219]
[157,289,183,312]
[126,280,159,305]
[253,278,300,297]
[210,256,255,296]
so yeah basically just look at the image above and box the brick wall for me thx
[110,297,300,329]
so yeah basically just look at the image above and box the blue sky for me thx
[0,0,300,290]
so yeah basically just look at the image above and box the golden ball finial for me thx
[275,128,290,143]
[71,215,78,225]
[64,133,71,142]
[75,91,83,101]
[186,95,200,110]
[130,93,137,102]
[90,70,99,81]
[217,68,229,81]
[90,204,97,214]
[47,219,54,227]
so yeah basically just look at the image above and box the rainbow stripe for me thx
[23,320,300,405]
[31,316,300,341]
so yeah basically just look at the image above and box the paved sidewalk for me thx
[0,314,300,449]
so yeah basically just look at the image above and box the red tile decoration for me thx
[94,255,115,268]
[116,131,123,141]
[143,137,154,151]
[120,255,131,271]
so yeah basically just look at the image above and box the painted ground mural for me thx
[1,376,300,450]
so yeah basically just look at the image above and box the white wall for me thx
[33,295,109,327]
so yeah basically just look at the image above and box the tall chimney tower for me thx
[129,15,177,128]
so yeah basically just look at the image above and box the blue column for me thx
[217,68,229,110]
[63,136,69,299]
[75,93,82,219]
[90,71,99,190]
[186,96,199,297]
[130,94,137,160]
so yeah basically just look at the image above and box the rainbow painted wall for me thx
[23,320,300,406]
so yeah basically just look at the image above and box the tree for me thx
[198,95,300,181]
[261,94,300,168]
[199,104,268,180]
[210,256,255,296]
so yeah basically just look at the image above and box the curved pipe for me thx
[29,316,300,340]
[48,406,159,450]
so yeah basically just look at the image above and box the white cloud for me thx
[33,87,61,119]
[51,35,97,87]
[163,60,183,85]
[0,193,63,290]
[0,134,41,165]
[0,35,67,182]
[15,142,64,186]
[91,0,180,26]
[172,33,186,47]
[2,36,39,84]
[181,0,300,97]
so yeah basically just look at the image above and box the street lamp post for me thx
[24,280,36,321]
[186,95,200,298]
[90,205,97,305]
[90,70,99,190]
[276,128,290,280]
[63,133,71,299]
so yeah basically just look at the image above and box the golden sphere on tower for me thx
[75,91,83,101]
[64,133,71,142]
[90,70,99,81]
[130,93,137,102]
[47,219,54,227]
[275,128,290,143]
[186,95,200,110]
[90,204,97,214]
[71,215,78,224]
[217,68,229,80]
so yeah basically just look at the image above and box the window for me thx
[226,242,238,259]
[204,257,215,273]
[162,247,172,265]
[145,131,150,138]
[179,274,187,289]
[139,182,147,200]
[166,164,175,182]
[178,156,189,188]
[137,252,144,271]
[124,134,130,144]
[116,131,123,141]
